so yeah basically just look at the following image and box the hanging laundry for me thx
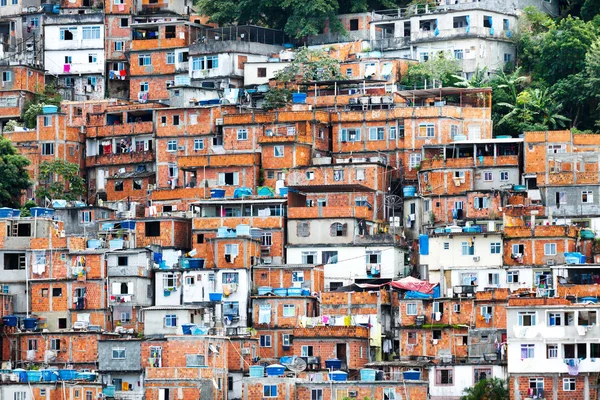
[63,64,70,73]
[343,315,351,327]
[258,304,271,324]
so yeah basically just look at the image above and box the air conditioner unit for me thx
[177,146,185,151]
[473,256,480,262]
[262,257,272,264]
[348,390,358,397]
[226,327,237,336]
[215,118,223,126]
[241,348,250,355]
[547,259,555,266]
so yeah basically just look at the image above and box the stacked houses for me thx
[0,0,598,400]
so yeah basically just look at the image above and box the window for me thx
[582,190,594,203]
[548,144,566,154]
[120,18,129,27]
[164,314,177,327]
[490,242,501,254]
[409,153,422,170]
[114,180,123,192]
[42,142,54,154]
[406,303,417,315]
[13,393,27,400]
[548,312,563,326]
[432,329,442,340]
[474,368,492,383]
[389,126,397,139]
[507,270,519,283]
[237,129,248,140]
[474,197,489,209]
[140,82,149,92]
[114,41,124,51]
[340,128,361,142]
[330,223,347,237]
[435,368,453,385]
[166,52,175,64]
[366,251,381,264]
[274,146,284,157]
[50,338,61,351]
[192,139,204,151]
[578,310,597,326]
[81,211,92,224]
[263,385,277,397]
[172,115,180,126]
[504,53,512,63]
[591,343,600,358]
[28,339,37,351]
[322,251,338,264]
[301,251,317,264]
[529,379,544,396]
[462,242,475,256]
[311,389,323,400]
[480,306,493,317]
[345,67,353,77]
[41,288,48,297]
[301,345,314,357]
[281,333,292,348]
[443,242,450,250]
[547,344,558,358]
[521,344,535,358]
[112,348,126,359]
[544,243,557,256]
[333,170,344,181]
[224,244,239,257]
[563,378,576,391]
[498,171,509,182]
[261,231,272,246]
[206,56,218,69]
[383,388,396,400]
[1,71,11,83]
[256,67,267,78]
[483,171,493,181]
[52,288,62,297]
[117,256,128,267]
[454,49,464,59]
[88,53,97,63]
[259,335,272,347]
[192,57,204,70]
[418,123,435,137]
[60,27,75,41]
[167,140,177,151]
[283,305,295,317]
[488,273,499,285]
[82,26,101,40]
[512,244,524,255]
[297,222,310,237]
[163,273,176,290]
[518,312,536,326]
[186,354,206,367]
[138,54,151,66]
[185,276,195,285]
[369,127,385,141]
[407,331,418,345]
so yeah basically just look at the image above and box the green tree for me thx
[21,83,62,129]
[401,51,460,88]
[35,160,86,202]
[0,137,32,208]
[274,47,344,83]
[461,378,509,400]
[498,88,570,130]
[452,66,489,88]
[263,87,293,110]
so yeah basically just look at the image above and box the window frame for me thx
[435,367,454,386]
[544,243,557,256]
[406,303,418,316]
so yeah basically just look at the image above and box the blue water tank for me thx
[210,189,226,198]
[287,288,302,296]
[360,369,376,382]
[266,364,285,377]
[325,359,342,370]
[273,288,287,296]
[403,186,416,197]
[2,315,17,327]
[41,369,58,382]
[42,105,58,114]
[419,234,429,255]
[182,324,196,335]
[329,371,348,381]
[292,93,307,104]
[27,370,42,382]
[249,366,264,377]
[403,370,421,380]
[13,369,27,382]
[22,318,38,331]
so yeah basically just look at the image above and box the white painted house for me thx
[44,13,105,101]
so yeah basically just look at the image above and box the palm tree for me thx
[453,66,489,88]
[461,378,509,400]
[497,87,570,129]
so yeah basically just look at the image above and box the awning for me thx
[390,277,437,294]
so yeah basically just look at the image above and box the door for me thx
[336,343,347,369]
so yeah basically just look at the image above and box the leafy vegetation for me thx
[275,47,345,83]
[461,378,509,400]
[36,160,86,202]
[0,137,31,208]
[21,83,62,129]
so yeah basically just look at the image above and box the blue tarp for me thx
[234,187,253,198]
[404,284,440,299]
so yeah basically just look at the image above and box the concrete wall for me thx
[429,364,506,399]
[98,339,142,371]
[243,62,289,86]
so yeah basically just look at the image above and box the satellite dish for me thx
[286,356,307,376]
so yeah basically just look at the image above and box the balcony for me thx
[86,150,154,166]
[420,155,519,171]
[94,121,153,137]
[287,205,371,219]
[179,153,260,170]
[150,187,209,201]
[192,216,284,230]
[453,285,476,297]
[286,164,385,193]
